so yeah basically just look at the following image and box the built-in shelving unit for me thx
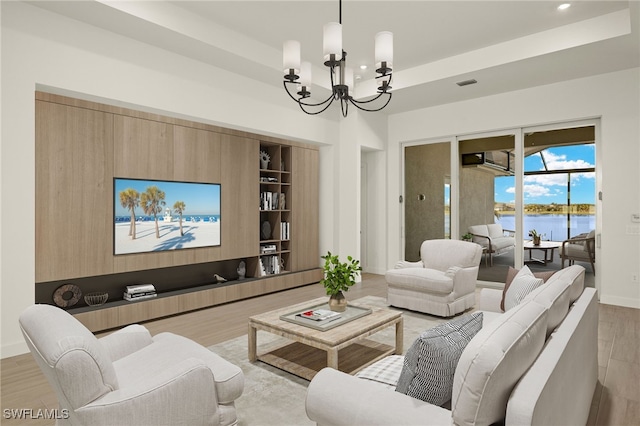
[35,92,322,333]
[259,142,292,276]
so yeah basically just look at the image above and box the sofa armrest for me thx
[306,368,451,426]
[99,324,153,361]
[478,288,504,312]
[394,260,424,269]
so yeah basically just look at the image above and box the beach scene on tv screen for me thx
[114,178,221,255]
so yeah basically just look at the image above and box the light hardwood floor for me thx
[1,274,638,425]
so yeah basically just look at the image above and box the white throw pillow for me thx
[504,266,543,311]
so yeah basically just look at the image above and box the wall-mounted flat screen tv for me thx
[114,178,221,255]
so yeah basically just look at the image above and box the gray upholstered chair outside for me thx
[385,239,483,317]
[19,304,244,426]
[561,230,596,274]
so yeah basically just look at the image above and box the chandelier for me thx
[282,0,393,117]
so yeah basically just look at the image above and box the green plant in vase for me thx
[320,251,362,312]
[529,229,541,245]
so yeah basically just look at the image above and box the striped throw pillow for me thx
[504,271,544,311]
[395,312,483,406]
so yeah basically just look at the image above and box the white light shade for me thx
[299,62,312,87]
[345,67,354,93]
[283,40,301,73]
[323,22,342,61]
[375,31,393,69]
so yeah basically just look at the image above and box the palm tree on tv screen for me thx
[119,188,140,239]
[173,201,186,236]
[140,186,166,239]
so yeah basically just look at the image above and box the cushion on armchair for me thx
[396,312,483,406]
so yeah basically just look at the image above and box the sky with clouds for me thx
[495,144,595,204]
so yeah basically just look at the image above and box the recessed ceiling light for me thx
[558,3,571,11]
[355,75,362,80]
[359,65,368,70]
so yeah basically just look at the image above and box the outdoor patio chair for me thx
[560,230,595,274]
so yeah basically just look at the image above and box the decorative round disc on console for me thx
[53,284,82,308]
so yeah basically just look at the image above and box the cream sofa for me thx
[19,304,244,426]
[385,239,483,317]
[468,224,515,266]
[306,265,597,426]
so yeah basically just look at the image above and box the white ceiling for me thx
[29,1,640,115]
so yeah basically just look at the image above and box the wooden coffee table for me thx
[248,297,403,380]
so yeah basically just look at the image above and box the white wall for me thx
[0,2,348,357]
[387,68,640,309]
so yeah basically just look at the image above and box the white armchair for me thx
[19,304,244,426]
[385,239,483,317]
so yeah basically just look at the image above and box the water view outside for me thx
[497,213,595,241]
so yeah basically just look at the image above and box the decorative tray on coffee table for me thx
[279,302,372,331]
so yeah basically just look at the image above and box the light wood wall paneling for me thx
[172,125,221,183]
[291,147,320,271]
[220,134,259,260]
[35,101,115,282]
[36,92,316,150]
[113,115,174,180]
[172,125,224,265]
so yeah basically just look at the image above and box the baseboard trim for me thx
[2,341,29,359]
[599,294,640,309]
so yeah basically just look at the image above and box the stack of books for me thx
[123,284,157,302]
[260,244,277,254]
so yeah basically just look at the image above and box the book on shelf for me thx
[260,191,280,210]
[123,292,157,301]
[280,221,290,240]
[125,284,156,294]
[260,244,277,253]
[297,309,341,322]
[260,255,280,275]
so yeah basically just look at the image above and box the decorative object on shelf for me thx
[462,233,473,242]
[320,251,362,312]
[260,150,271,170]
[237,260,246,280]
[282,0,393,117]
[84,292,109,306]
[261,220,272,240]
[213,274,227,283]
[529,229,542,245]
[53,284,82,308]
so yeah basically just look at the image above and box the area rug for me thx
[208,296,448,426]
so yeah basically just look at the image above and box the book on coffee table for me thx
[297,309,341,321]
